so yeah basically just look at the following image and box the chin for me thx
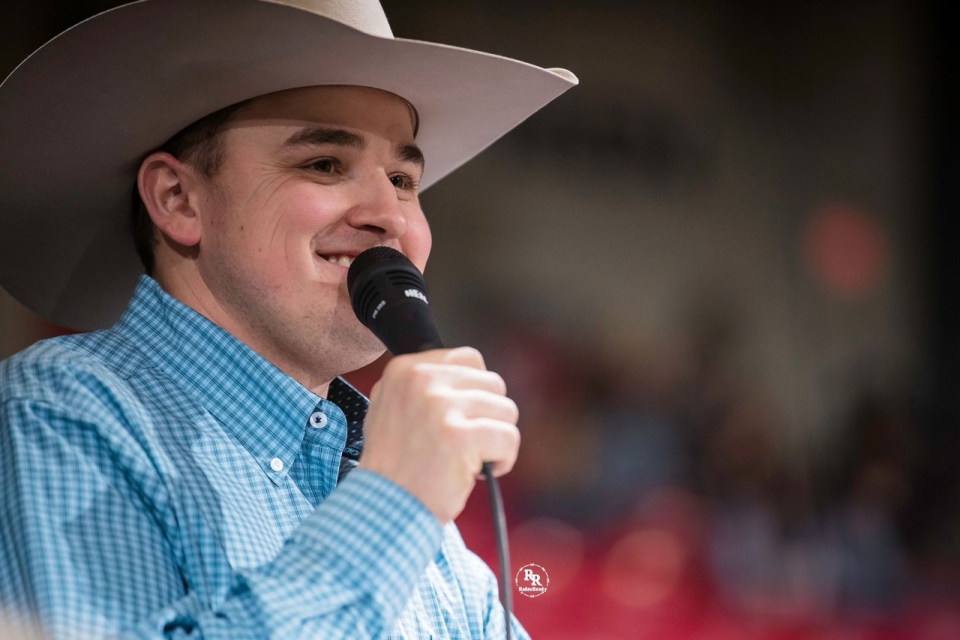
[322,313,389,375]
[350,331,390,369]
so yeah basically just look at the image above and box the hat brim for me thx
[0,0,576,331]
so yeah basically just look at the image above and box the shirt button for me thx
[309,411,328,428]
[269,457,284,472]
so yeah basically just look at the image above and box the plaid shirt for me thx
[0,276,527,640]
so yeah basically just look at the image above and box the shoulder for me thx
[0,331,155,443]
[0,335,178,558]
[1,331,140,402]
[0,332,175,501]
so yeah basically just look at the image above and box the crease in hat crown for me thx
[270,0,395,37]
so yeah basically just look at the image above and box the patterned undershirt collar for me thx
[327,376,367,461]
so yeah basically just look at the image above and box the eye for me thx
[306,158,338,173]
[389,173,418,191]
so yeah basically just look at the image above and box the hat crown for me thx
[272,0,394,38]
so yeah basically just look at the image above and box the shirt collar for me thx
[114,275,328,483]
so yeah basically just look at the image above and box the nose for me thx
[344,170,409,239]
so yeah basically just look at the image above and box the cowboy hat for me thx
[0,0,576,331]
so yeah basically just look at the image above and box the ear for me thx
[137,151,203,247]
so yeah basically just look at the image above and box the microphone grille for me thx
[347,246,410,293]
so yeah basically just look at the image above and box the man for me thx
[0,1,576,638]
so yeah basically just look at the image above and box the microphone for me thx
[347,246,442,356]
[347,246,515,640]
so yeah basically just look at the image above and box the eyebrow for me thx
[282,126,365,150]
[282,125,425,172]
[396,143,425,172]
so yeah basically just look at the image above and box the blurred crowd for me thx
[376,299,960,640]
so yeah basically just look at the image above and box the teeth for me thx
[323,254,354,267]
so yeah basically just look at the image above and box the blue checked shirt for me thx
[0,275,529,640]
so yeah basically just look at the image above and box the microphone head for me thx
[347,246,443,354]
[347,246,412,294]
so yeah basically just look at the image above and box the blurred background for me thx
[2,0,958,638]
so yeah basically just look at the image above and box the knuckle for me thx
[451,415,471,436]
[449,346,485,369]
[441,414,469,443]
[508,424,521,449]
[495,421,517,444]
[504,398,520,423]
[423,388,450,413]
[408,363,436,391]
[488,372,507,395]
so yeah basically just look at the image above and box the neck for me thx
[153,268,334,398]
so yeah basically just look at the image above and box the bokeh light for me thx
[803,201,888,297]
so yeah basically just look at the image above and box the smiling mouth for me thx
[317,254,355,268]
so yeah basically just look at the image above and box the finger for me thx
[409,364,506,395]
[449,389,519,423]
[440,346,486,370]
[448,369,506,395]
[461,418,521,478]
[369,379,383,402]
[383,347,486,379]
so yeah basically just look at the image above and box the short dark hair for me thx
[131,100,248,275]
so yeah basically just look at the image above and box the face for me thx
[190,85,431,387]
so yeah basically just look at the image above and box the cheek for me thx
[405,212,433,273]
[220,179,334,278]
[281,183,344,234]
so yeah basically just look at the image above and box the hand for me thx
[357,347,520,524]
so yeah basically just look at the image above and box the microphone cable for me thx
[482,461,514,640]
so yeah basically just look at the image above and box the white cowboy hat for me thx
[0,0,576,331]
